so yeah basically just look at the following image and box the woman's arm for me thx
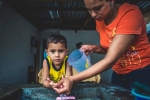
[42,59,53,88]
[73,34,135,82]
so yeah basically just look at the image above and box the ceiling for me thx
[5,0,150,31]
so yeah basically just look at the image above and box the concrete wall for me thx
[41,29,60,40]
[60,30,113,83]
[0,2,41,84]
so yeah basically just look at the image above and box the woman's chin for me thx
[95,18,103,21]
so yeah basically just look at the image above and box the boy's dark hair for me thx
[76,42,83,49]
[46,34,67,49]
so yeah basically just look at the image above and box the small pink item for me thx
[56,96,75,100]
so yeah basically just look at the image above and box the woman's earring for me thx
[110,2,113,7]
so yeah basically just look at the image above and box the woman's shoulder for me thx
[116,3,142,23]
[119,3,140,13]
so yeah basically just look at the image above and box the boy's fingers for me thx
[50,81,56,86]
[46,78,51,82]
[53,80,63,88]
[46,78,50,80]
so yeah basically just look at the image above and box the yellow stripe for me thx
[112,28,116,37]
[130,46,135,50]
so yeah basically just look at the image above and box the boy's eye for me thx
[50,50,55,53]
[58,49,64,53]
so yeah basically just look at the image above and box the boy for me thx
[42,34,72,88]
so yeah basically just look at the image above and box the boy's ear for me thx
[66,49,69,54]
[45,49,48,54]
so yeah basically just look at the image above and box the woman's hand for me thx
[52,76,74,94]
[80,45,95,55]
[81,44,106,54]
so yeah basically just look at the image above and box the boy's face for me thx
[46,42,68,66]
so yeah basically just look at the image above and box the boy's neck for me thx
[55,65,61,69]
[52,62,63,70]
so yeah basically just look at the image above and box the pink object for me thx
[56,96,75,100]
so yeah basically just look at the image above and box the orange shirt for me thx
[96,3,150,74]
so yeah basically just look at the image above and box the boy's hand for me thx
[46,78,55,87]
[48,75,65,89]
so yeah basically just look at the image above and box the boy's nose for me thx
[55,52,59,56]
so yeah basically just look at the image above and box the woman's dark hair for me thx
[46,34,67,48]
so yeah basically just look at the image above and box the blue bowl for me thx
[131,90,150,100]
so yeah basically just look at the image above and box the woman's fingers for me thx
[81,45,94,55]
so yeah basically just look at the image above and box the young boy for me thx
[42,34,72,88]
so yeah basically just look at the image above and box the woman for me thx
[51,0,150,94]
